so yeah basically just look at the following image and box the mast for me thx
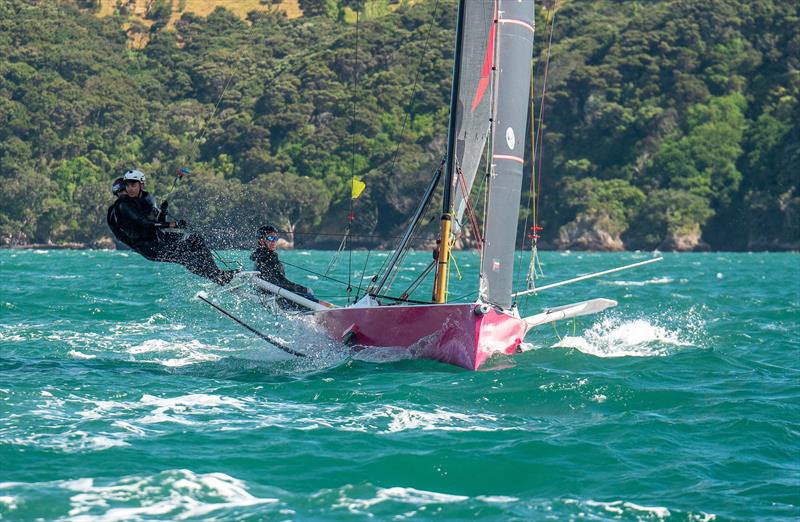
[433,0,467,304]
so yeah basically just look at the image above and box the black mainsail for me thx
[479,0,536,309]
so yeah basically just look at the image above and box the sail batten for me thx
[479,0,536,310]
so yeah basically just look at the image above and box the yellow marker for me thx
[351,178,366,199]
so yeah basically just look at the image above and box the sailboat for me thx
[263,0,608,369]
[201,0,657,369]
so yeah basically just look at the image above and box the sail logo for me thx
[492,259,501,272]
[506,127,516,149]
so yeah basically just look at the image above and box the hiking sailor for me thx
[112,169,235,285]
[251,225,316,303]
[106,177,134,249]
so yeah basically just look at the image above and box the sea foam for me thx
[554,316,698,357]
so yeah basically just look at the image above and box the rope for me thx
[399,259,435,300]
[534,7,558,231]
[279,259,352,288]
[368,157,444,296]
[353,249,371,302]
[455,167,483,249]
[520,3,558,303]
[193,7,271,147]
[346,11,362,305]
[362,0,444,293]
[324,231,349,276]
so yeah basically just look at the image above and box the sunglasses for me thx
[265,235,279,242]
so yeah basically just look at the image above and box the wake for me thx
[552,312,704,358]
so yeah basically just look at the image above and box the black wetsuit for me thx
[106,198,133,249]
[251,246,316,309]
[115,194,228,284]
[251,247,308,294]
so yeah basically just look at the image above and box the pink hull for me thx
[313,303,529,370]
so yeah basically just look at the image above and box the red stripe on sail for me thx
[494,154,524,164]
[497,18,535,33]
[471,13,496,113]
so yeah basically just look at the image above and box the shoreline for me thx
[3,244,797,253]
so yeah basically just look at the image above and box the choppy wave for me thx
[334,486,469,513]
[2,250,797,521]
[602,276,674,286]
[68,350,97,360]
[0,470,279,521]
[126,339,223,367]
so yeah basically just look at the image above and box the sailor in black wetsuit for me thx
[114,169,235,285]
[106,177,133,249]
[251,225,316,307]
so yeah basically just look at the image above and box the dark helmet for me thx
[256,225,279,238]
[111,177,126,195]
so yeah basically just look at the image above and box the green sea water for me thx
[1,249,798,521]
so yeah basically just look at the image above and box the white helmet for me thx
[123,169,146,184]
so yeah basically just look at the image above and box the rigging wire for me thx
[518,2,559,306]
[316,0,439,301]
[279,259,352,288]
[345,9,362,304]
[174,7,270,268]
[400,259,436,300]
[368,157,444,297]
[535,7,558,233]
[353,249,371,302]
[364,0,443,288]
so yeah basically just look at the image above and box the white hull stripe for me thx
[494,154,524,164]
[497,19,535,33]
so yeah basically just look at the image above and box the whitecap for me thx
[338,405,512,433]
[158,353,221,367]
[126,339,224,367]
[584,499,671,518]
[10,430,129,452]
[0,495,18,511]
[140,393,247,410]
[602,276,673,287]
[111,421,148,436]
[475,495,519,503]
[335,486,468,513]
[68,350,96,360]
[137,393,248,426]
[62,469,278,520]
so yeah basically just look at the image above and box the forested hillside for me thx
[0,0,797,250]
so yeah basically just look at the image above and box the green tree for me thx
[625,189,715,250]
[239,172,332,244]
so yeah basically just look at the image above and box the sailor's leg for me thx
[172,233,225,282]
[132,241,163,262]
